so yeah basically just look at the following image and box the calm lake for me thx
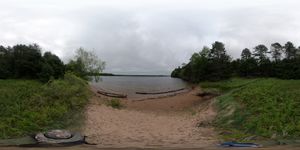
[90,76,189,99]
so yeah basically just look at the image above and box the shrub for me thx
[0,73,91,138]
[106,99,122,109]
[209,78,300,140]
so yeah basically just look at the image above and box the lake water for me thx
[90,76,189,99]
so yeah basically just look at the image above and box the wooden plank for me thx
[97,90,127,98]
[136,88,185,95]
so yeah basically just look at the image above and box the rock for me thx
[243,135,257,141]
[35,133,50,143]
[277,140,287,145]
[44,129,72,139]
[271,133,277,139]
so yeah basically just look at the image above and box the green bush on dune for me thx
[0,73,91,139]
[106,99,122,109]
[201,78,300,140]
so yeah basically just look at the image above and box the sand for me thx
[83,88,219,148]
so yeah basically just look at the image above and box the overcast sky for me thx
[1,0,300,74]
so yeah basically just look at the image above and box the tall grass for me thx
[0,73,91,139]
[200,78,258,93]
[201,78,300,140]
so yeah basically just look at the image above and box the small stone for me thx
[35,133,48,142]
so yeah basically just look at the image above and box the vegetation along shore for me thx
[0,41,299,148]
[0,44,104,139]
[172,41,300,142]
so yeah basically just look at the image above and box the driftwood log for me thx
[136,88,185,95]
[197,91,220,97]
[97,90,127,98]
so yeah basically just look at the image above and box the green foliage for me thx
[0,73,90,139]
[253,44,268,61]
[208,78,300,140]
[241,48,252,60]
[65,59,86,80]
[239,58,258,77]
[38,62,54,82]
[106,99,122,109]
[12,44,43,79]
[0,44,65,82]
[75,47,105,74]
[270,43,283,62]
[200,78,258,93]
[42,52,65,80]
[171,41,231,82]
[171,67,181,78]
[284,41,297,60]
[172,41,300,81]
[0,46,13,79]
[66,48,105,80]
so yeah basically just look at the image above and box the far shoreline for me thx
[90,73,171,77]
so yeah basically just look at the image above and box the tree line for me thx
[0,44,105,82]
[171,41,300,82]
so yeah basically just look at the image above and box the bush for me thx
[0,73,91,139]
[0,44,65,81]
[106,99,122,109]
[208,78,300,140]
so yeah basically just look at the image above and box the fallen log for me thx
[197,89,221,97]
[197,91,220,97]
[97,90,127,98]
[136,88,185,95]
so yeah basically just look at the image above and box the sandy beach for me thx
[83,87,219,148]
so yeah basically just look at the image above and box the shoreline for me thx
[129,88,191,102]
[90,85,193,101]
[83,86,219,148]
[1,84,299,150]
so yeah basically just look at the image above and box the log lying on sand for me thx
[136,88,185,95]
[97,90,127,98]
[197,91,221,97]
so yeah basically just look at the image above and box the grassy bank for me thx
[0,73,91,139]
[200,78,300,140]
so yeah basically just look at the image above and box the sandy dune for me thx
[83,88,219,148]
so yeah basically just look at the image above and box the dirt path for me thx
[83,88,219,148]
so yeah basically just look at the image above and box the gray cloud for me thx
[1,0,300,74]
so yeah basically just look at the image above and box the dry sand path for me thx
[83,88,219,148]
